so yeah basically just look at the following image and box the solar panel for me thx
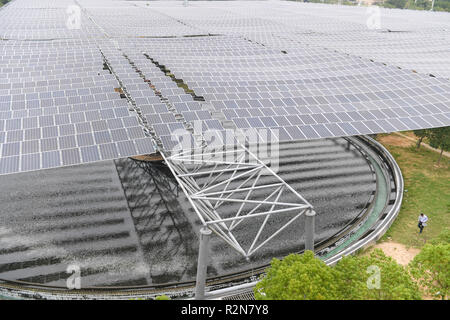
[0,41,156,175]
[0,0,449,176]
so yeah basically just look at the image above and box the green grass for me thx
[378,134,450,248]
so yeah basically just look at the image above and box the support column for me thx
[195,227,212,299]
[346,140,351,151]
[305,210,316,252]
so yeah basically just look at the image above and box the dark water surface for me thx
[0,138,375,287]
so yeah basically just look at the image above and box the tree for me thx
[413,129,429,149]
[385,0,408,8]
[431,228,450,245]
[254,251,341,300]
[409,229,450,300]
[254,249,421,300]
[428,126,450,165]
[335,249,422,300]
[409,243,449,299]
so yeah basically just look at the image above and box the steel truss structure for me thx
[162,142,316,298]
[162,143,314,259]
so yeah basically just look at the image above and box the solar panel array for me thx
[0,0,104,40]
[0,38,155,174]
[0,0,449,175]
[127,35,449,143]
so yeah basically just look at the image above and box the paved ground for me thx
[366,241,420,266]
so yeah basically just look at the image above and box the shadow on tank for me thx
[115,158,216,284]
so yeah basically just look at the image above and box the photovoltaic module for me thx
[0,0,449,174]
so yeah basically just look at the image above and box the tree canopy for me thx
[254,251,341,300]
[413,129,429,148]
[409,229,450,299]
[254,249,422,300]
[428,126,450,164]
[336,249,421,300]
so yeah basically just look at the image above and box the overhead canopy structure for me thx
[0,1,448,296]
[0,0,449,175]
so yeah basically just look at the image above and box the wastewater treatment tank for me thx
[0,136,402,298]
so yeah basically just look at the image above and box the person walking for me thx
[418,213,428,234]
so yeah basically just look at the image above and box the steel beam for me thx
[195,227,212,300]
[305,210,316,252]
[162,143,314,259]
